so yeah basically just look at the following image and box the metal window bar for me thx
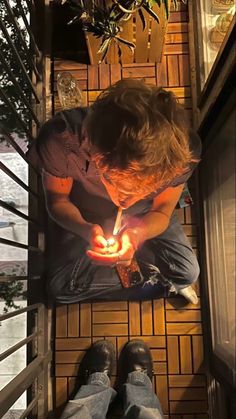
[0,276,27,283]
[19,394,40,419]
[0,161,38,197]
[25,0,33,11]
[0,124,34,162]
[16,0,41,58]
[0,331,38,362]
[0,122,38,172]
[0,199,40,225]
[0,352,52,418]
[0,303,40,321]
[0,304,51,417]
[0,18,40,103]
[2,0,41,79]
[0,237,42,252]
[24,0,35,20]
[29,0,36,6]
[0,49,40,127]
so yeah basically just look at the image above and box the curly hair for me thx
[85,78,196,193]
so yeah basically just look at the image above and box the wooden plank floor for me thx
[53,3,208,418]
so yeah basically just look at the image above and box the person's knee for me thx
[182,253,200,285]
[47,276,63,302]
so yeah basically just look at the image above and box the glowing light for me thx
[106,237,116,247]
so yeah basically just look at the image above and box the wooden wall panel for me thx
[122,65,156,79]
[55,350,86,364]
[56,337,91,351]
[179,336,192,374]
[167,336,180,374]
[167,323,202,335]
[141,301,153,335]
[56,305,67,337]
[67,304,79,337]
[156,375,169,414]
[135,8,149,63]
[88,65,99,90]
[129,301,141,335]
[179,54,190,86]
[92,301,128,311]
[192,335,205,373]
[110,64,122,85]
[98,63,110,89]
[167,55,180,86]
[153,299,165,335]
[56,377,67,407]
[93,311,128,324]
[80,303,91,337]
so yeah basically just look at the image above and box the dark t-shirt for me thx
[27,107,202,226]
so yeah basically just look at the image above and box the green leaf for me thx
[148,0,160,7]
[172,0,178,10]
[138,8,146,30]
[67,15,81,26]
[163,0,170,19]
[116,36,135,50]
[118,44,122,58]
[100,40,111,62]
[97,37,111,54]
[142,4,160,23]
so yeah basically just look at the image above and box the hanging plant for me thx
[57,0,188,61]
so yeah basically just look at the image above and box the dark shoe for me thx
[118,339,153,385]
[82,340,115,380]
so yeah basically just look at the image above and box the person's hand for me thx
[89,224,107,253]
[86,228,139,267]
[88,224,120,254]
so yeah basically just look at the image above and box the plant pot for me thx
[85,2,169,64]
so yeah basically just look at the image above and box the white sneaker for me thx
[178,286,198,305]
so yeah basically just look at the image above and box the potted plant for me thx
[57,0,187,63]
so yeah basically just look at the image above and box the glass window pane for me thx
[198,0,235,88]
[201,110,235,382]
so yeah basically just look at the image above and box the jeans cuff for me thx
[127,371,153,389]
[87,372,110,387]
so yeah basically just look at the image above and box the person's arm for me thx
[128,183,185,246]
[87,184,184,266]
[42,171,106,246]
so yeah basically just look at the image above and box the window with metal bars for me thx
[0,1,52,417]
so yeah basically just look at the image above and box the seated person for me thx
[27,79,201,304]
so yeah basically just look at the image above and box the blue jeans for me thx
[60,372,163,419]
[47,213,199,303]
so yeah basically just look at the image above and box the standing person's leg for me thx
[60,341,116,419]
[136,212,200,304]
[118,340,163,419]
